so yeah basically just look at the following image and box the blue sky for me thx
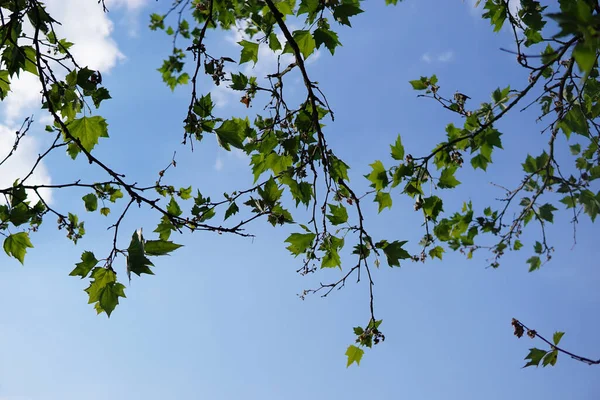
[0,1,599,399]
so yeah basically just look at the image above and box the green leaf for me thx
[230,72,248,90]
[285,232,315,256]
[438,167,461,189]
[194,93,214,118]
[313,26,341,55]
[326,203,349,225]
[422,196,444,220]
[178,186,192,200]
[82,193,98,212]
[333,2,364,26]
[366,160,388,190]
[375,191,392,213]
[238,40,259,65]
[409,79,428,90]
[542,349,558,367]
[428,246,444,260]
[224,202,239,220]
[523,348,547,368]
[100,207,110,216]
[3,232,33,264]
[292,30,316,59]
[66,116,109,159]
[144,240,183,256]
[526,255,541,272]
[126,230,154,278]
[69,251,98,278]
[538,203,557,223]
[321,235,343,268]
[553,331,565,346]
[573,42,595,74]
[570,143,581,155]
[579,189,600,221]
[345,345,364,367]
[167,196,182,216]
[376,240,411,267]
[0,70,11,99]
[215,118,246,150]
[84,267,125,317]
[390,135,405,161]
[268,32,282,51]
[470,154,489,171]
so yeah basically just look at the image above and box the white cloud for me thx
[214,155,224,171]
[213,148,248,172]
[438,50,454,63]
[2,74,41,125]
[105,0,148,12]
[0,124,52,204]
[421,50,454,64]
[0,0,147,205]
[48,0,126,72]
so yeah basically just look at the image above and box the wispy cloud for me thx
[214,156,224,171]
[437,50,454,63]
[421,50,454,64]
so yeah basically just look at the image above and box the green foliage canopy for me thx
[0,0,598,367]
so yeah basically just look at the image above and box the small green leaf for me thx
[524,348,547,368]
[542,349,558,367]
[553,331,565,346]
[366,160,388,190]
[470,154,489,171]
[3,232,33,264]
[82,193,98,212]
[292,30,316,59]
[375,191,392,213]
[573,42,595,74]
[438,167,461,189]
[239,40,259,65]
[390,135,405,161]
[285,232,315,256]
[345,345,364,367]
[268,32,282,51]
[66,116,109,159]
[326,203,348,225]
[85,267,126,317]
[428,246,444,260]
[538,203,557,223]
[409,79,428,90]
[333,3,363,26]
[69,251,98,278]
[144,240,183,256]
[353,326,364,335]
[167,197,182,216]
[224,202,239,220]
[313,26,340,55]
[215,118,246,150]
[376,240,411,267]
[126,230,154,278]
[526,255,541,272]
[178,186,192,200]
